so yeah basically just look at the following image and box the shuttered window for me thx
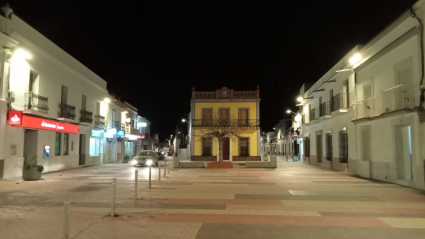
[325,133,332,161]
[202,108,213,126]
[239,109,249,126]
[338,131,348,163]
[239,138,249,156]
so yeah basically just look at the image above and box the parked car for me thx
[156,152,165,161]
[131,150,159,166]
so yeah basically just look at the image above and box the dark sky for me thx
[6,0,417,139]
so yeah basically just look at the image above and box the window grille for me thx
[325,133,332,161]
[338,131,348,163]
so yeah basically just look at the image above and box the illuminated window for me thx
[89,137,100,156]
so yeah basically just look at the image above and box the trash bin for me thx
[293,156,299,162]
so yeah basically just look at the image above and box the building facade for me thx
[189,87,261,161]
[296,1,425,190]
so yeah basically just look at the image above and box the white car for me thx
[131,150,159,166]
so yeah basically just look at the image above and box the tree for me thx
[195,113,244,162]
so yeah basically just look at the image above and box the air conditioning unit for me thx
[8,91,15,103]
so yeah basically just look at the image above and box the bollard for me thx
[164,161,167,177]
[158,162,161,182]
[134,170,138,199]
[111,178,116,217]
[168,160,171,174]
[62,194,70,239]
[149,165,152,189]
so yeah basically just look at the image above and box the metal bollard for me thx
[134,170,138,199]
[168,160,171,174]
[149,165,152,189]
[164,161,167,177]
[111,178,116,217]
[62,194,70,239]
[158,163,161,182]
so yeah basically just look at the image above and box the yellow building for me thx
[189,87,261,161]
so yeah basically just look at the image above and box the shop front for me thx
[7,110,80,173]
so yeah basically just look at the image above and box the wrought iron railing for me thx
[58,103,76,120]
[332,93,350,111]
[192,119,260,127]
[310,108,319,121]
[25,92,49,113]
[80,110,93,123]
[95,115,105,126]
[355,98,375,119]
[320,101,332,117]
[382,84,418,113]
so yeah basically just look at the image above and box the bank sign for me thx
[8,111,79,134]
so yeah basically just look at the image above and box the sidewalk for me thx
[1,160,425,238]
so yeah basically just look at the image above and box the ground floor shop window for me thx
[125,141,135,157]
[63,133,69,155]
[239,138,249,156]
[55,133,61,156]
[90,137,100,156]
[202,138,212,156]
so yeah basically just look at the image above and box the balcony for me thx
[319,101,332,118]
[355,98,375,119]
[191,119,260,128]
[310,108,319,121]
[25,92,49,114]
[332,93,350,112]
[94,115,105,127]
[58,103,76,120]
[382,84,418,114]
[233,91,257,99]
[80,110,93,124]
[194,92,215,99]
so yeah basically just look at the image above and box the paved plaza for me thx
[1,158,425,238]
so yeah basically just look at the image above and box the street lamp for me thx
[349,53,362,65]
[297,97,303,102]
[287,110,295,114]
[182,119,186,122]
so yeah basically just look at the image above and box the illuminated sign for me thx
[138,134,145,139]
[8,110,22,125]
[139,122,147,127]
[8,111,79,134]
[117,131,125,136]
[91,130,104,137]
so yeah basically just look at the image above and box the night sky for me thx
[6,0,417,139]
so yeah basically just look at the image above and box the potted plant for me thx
[123,155,130,163]
[22,155,44,181]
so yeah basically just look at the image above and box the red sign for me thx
[8,110,22,125]
[138,134,145,139]
[8,111,79,134]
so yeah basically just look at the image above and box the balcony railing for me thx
[233,91,257,99]
[95,115,105,126]
[310,108,319,121]
[58,103,76,120]
[355,99,375,119]
[80,110,93,123]
[192,119,260,128]
[382,84,418,113]
[25,92,49,113]
[320,101,332,117]
[332,93,350,111]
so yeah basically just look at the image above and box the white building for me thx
[0,5,109,178]
[298,1,425,190]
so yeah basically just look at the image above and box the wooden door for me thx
[316,134,322,163]
[223,138,230,160]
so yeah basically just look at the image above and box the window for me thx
[81,95,87,110]
[305,137,310,157]
[55,133,61,156]
[325,133,332,161]
[219,108,230,126]
[63,133,69,155]
[239,108,249,126]
[29,71,38,93]
[89,137,100,156]
[239,138,249,156]
[338,131,348,163]
[363,84,373,99]
[202,138,212,156]
[222,91,227,98]
[61,85,68,105]
[202,108,213,126]
[361,126,371,161]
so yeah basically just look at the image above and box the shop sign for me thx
[8,110,22,125]
[117,130,125,137]
[8,111,79,134]
[138,134,145,139]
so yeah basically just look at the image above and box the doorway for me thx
[316,133,323,163]
[79,134,85,165]
[223,137,230,160]
[395,125,413,181]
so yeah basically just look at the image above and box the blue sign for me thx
[91,130,104,137]
[117,130,125,137]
